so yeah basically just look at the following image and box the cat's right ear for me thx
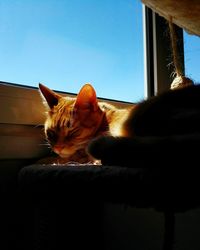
[38,83,61,109]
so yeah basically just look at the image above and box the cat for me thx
[38,83,131,164]
[87,83,200,167]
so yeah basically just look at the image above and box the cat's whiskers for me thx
[39,137,52,149]
[34,124,44,128]
[39,143,50,146]
[39,143,51,149]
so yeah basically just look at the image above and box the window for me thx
[184,31,200,83]
[0,4,178,161]
[0,0,144,103]
[0,0,146,161]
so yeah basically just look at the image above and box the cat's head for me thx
[39,83,108,158]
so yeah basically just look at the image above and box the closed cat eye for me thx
[69,128,80,137]
[46,130,57,141]
[66,120,70,128]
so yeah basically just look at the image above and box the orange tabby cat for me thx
[38,83,131,164]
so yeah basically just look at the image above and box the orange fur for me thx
[39,83,131,164]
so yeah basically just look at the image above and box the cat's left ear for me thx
[74,84,98,111]
[39,83,61,109]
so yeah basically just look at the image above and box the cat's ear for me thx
[74,84,98,111]
[39,83,61,109]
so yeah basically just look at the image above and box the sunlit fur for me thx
[39,83,131,163]
[98,102,130,136]
[88,84,200,166]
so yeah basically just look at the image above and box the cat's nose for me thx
[54,145,64,154]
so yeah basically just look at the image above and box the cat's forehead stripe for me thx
[50,97,75,128]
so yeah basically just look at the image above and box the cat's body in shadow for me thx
[88,84,200,167]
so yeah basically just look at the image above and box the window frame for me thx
[143,6,184,97]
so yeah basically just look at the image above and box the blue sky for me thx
[0,0,199,102]
[184,32,200,83]
[0,0,144,102]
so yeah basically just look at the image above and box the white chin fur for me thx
[58,153,71,158]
